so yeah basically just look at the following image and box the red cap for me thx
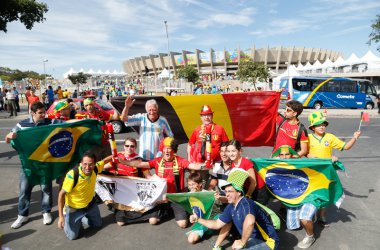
[200,105,214,115]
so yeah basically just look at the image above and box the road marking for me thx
[338,136,370,139]
[0,139,131,143]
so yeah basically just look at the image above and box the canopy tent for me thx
[359,50,380,70]
[157,68,173,79]
[344,53,360,65]
[272,65,300,89]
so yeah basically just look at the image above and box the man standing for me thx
[273,100,308,158]
[5,102,63,229]
[57,152,112,240]
[120,96,173,160]
[5,88,17,117]
[190,168,279,250]
[187,105,229,167]
[46,86,55,109]
[76,98,119,159]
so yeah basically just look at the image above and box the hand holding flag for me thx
[192,206,204,219]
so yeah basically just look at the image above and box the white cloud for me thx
[250,19,312,38]
[196,8,256,28]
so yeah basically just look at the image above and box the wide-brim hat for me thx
[200,105,214,115]
[308,111,328,129]
[221,168,249,194]
[54,101,70,112]
[272,145,299,157]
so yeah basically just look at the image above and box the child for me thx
[307,111,361,227]
[187,172,206,244]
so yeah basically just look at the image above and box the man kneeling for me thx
[190,168,279,250]
[57,152,112,240]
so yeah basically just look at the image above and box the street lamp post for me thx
[43,59,48,91]
[164,20,171,85]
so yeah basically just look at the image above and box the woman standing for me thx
[227,139,269,205]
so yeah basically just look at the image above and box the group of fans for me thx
[5,95,361,249]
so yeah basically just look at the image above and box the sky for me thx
[0,0,380,80]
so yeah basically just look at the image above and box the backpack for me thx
[70,165,99,189]
[275,116,308,152]
[255,201,281,230]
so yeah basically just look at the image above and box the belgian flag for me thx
[11,120,103,185]
[111,91,280,146]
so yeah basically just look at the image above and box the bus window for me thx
[340,80,357,93]
[360,81,377,96]
[293,79,311,91]
[326,80,340,92]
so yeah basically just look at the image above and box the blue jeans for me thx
[64,202,102,240]
[243,238,273,250]
[18,168,52,216]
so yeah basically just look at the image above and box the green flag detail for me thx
[11,119,103,185]
[251,158,345,209]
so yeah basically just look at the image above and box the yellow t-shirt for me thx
[62,161,104,209]
[308,133,345,158]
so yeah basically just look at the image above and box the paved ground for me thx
[0,101,380,249]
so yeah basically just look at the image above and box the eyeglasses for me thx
[124,145,135,148]
[285,108,294,113]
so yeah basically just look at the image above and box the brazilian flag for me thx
[252,158,345,209]
[167,191,215,233]
[11,119,103,185]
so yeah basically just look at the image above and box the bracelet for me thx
[245,194,252,199]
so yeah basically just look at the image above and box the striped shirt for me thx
[12,117,63,132]
[126,113,173,160]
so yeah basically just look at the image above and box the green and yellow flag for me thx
[11,119,103,185]
[251,158,344,209]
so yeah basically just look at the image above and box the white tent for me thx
[63,68,76,78]
[332,56,345,67]
[296,63,304,71]
[311,60,323,72]
[360,50,380,70]
[303,61,313,71]
[272,65,300,89]
[344,53,360,65]
[321,58,334,73]
[158,68,173,79]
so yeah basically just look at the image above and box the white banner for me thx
[95,174,167,212]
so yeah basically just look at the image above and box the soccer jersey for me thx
[62,161,104,209]
[188,124,229,163]
[148,156,189,193]
[108,153,143,177]
[126,113,173,160]
[274,117,308,152]
[219,197,279,250]
[76,110,112,145]
[308,133,345,158]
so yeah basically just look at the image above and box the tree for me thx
[176,65,199,84]
[68,72,89,94]
[236,59,270,91]
[368,15,380,52]
[0,0,48,33]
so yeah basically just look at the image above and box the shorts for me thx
[115,209,157,224]
[151,202,188,221]
[286,203,317,230]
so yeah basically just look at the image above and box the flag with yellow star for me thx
[11,119,103,185]
[252,158,345,209]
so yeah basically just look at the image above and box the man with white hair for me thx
[120,96,173,160]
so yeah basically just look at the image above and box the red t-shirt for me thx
[231,157,265,190]
[188,124,229,163]
[27,96,40,106]
[108,153,142,177]
[76,110,112,144]
[148,156,189,193]
[274,116,308,152]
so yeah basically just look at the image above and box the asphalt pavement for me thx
[0,102,380,250]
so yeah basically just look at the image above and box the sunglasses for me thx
[124,145,135,148]
[285,108,294,113]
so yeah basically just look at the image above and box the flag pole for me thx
[358,111,363,131]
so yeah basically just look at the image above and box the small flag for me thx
[361,112,370,122]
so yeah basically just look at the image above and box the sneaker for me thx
[43,212,52,225]
[318,218,330,228]
[11,215,29,229]
[212,245,222,250]
[297,235,316,249]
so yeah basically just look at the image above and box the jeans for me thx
[18,168,52,216]
[64,202,102,240]
[243,238,273,250]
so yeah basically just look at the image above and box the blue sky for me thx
[0,0,380,80]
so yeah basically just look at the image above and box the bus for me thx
[279,76,377,109]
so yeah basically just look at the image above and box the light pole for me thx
[164,20,171,84]
[43,59,48,91]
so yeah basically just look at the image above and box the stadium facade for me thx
[123,46,343,78]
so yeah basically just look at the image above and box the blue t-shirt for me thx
[219,197,279,249]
